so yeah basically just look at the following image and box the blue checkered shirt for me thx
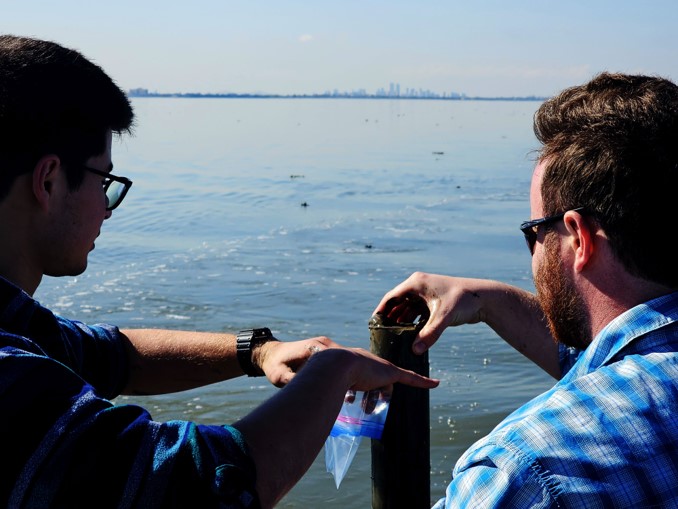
[432,292,678,509]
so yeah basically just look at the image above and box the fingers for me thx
[381,296,429,324]
[361,389,379,414]
[373,294,395,316]
[344,347,439,391]
[271,371,292,388]
[374,274,433,322]
[395,367,440,389]
[373,276,420,316]
[309,336,340,349]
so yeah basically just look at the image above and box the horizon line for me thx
[127,88,547,101]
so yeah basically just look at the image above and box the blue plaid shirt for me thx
[0,277,260,508]
[433,292,678,509]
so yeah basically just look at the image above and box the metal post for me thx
[369,313,430,509]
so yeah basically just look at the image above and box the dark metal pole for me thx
[369,313,430,509]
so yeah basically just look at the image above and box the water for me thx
[36,98,556,507]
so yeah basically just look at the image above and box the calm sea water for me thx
[36,98,555,507]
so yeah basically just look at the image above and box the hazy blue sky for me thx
[3,0,678,97]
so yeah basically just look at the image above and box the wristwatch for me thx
[236,327,277,377]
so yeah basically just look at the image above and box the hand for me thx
[373,272,489,354]
[310,346,439,393]
[257,336,339,387]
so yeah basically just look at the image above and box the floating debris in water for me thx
[365,244,373,249]
[290,174,305,179]
[300,202,309,207]
[432,151,444,155]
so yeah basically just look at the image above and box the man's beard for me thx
[534,234,591,350]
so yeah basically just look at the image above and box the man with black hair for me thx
[0,34,438,509]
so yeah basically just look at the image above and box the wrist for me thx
[236,328,279,376]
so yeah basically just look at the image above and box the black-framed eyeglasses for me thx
[520,207,585,255]
[83,166,133,211]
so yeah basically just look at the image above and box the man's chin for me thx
[46,265,88,278]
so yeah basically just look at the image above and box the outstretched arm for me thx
[374,272,560,378]
[119,328,338,395]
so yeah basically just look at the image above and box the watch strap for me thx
[236,327,274,377]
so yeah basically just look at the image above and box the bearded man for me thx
[376,72,678,508]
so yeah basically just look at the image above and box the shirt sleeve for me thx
[20,296,130,399]
[431,442,557,509]
[54,316,130,398]
[1,346,260,508]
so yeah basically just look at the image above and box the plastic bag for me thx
[324,388,391,488]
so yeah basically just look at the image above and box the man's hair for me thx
[534,72,678,287]
[0,35,134,200]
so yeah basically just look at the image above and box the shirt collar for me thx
[558,291,678,385]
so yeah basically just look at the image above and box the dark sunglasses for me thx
[520,207,585,255]
[83,166,133,211]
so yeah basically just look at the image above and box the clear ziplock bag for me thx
[324,388,391,488]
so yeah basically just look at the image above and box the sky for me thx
[3,0,678,98]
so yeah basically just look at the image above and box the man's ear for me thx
[563,210,593,273]
[32,155,61,210]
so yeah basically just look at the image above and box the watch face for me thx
[253,327,272,340]
[237,328,271,345]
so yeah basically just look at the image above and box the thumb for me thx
[412,319,446,354]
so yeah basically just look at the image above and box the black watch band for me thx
[236,327,275,377]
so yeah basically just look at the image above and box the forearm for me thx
[120,328,242,395]
[233,350,356,509]
[479,282,560,378]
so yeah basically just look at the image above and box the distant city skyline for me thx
[128,81,545,100]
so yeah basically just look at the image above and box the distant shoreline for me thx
[127,90,546,102]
